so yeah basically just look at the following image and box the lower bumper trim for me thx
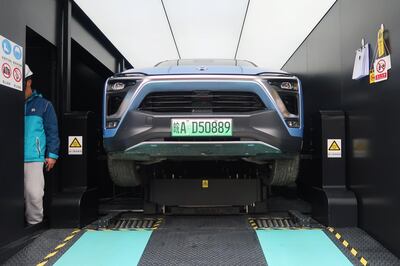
[109,141,281,160]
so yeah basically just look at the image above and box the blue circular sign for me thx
[13,45,22,60]
[2,39,12,55]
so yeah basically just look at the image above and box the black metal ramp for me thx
[3,229,84,266]
[138,216,267,266]
[4,214,400,266]
[325,227,400,266]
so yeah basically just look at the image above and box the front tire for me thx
[265,155,299,186]
[107,158,142,187]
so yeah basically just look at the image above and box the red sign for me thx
[376,59,386,73]
[375,72,388,80]
[374,57,389,83]
[1,63,11,79]
[13,67,22,82]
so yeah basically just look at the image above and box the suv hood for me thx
[119,65,289,76]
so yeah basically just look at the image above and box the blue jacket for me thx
[24,91,60,162]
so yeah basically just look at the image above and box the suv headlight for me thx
[106,80,140,116]
[267,80,298,91]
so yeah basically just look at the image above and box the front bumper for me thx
[104,109,302,159]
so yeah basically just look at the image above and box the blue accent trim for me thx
[131,81,275,109]
[285,79,303,137]
[256,230,352,266]
[102,78,110,139]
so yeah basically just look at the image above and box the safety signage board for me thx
[327,139,342,158]
[68,136,83,155]
[374,57,388,82]
[0,34,23,91]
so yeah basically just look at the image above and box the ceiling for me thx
[74,0,336,69]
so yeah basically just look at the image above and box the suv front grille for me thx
[138,91,266,113]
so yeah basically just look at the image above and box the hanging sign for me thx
[371,24,391,84]
[374,57,389,82]
[352,39,369,80]
[369,69,375,84]
[0,34,23,91]
[377,27,385,57]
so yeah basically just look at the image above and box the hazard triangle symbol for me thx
[328,141,340,151]
[69,137,82,148]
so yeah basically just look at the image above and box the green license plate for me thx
[171,118,233,137]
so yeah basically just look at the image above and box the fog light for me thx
[106,121,119,129]
[286,119,300,128]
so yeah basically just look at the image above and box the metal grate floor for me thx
[108,218,163,230]
[249,217,298,229]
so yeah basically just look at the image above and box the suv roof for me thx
[155,59,257,67]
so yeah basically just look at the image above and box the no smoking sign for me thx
[13,68,22,82]
[376,59,386,73]
[374,57,389,82]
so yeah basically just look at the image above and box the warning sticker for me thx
[68,136,83,155]
[374,58,388,82]
[327,139,342,158]
[0,35,23,91]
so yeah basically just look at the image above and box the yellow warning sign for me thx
[328,141,341,151]
[68,136,83,155]
[378,28,385,57]
[69,137,81,148]
[327,139,342,158]
[369,69,375,84]
[202,180,209,189]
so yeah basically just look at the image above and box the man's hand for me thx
[45,158,57,171]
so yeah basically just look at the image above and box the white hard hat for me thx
[25,64,33,79]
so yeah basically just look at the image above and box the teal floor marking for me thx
[256,229,353,266]
[54,230,153,266]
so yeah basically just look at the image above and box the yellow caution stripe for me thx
[360,257,368,266]
[326,227,368,265]
[36,228,82,266]
[151,218,164,230]
[248,218,258,230]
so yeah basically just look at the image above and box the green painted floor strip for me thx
[256,229,352,266]
[54,230,152,266]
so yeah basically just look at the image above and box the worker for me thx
[24,64,60,225]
